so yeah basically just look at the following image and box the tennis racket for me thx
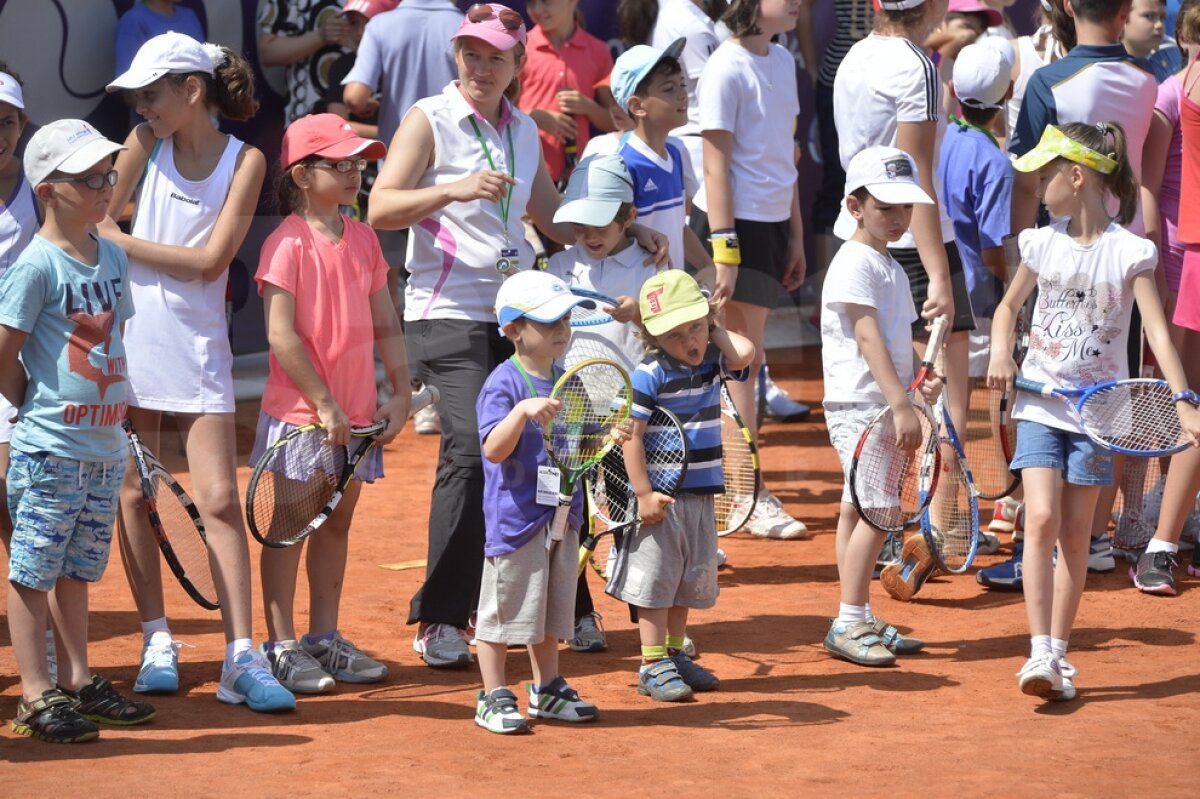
[247,385,439,547]
[1111,455,1166,560]
[963,376,1019,500]
[580,406,688,576]
[715,378,761,537]
[544,358,633,543]
[567,287,620,327]
[1014,377,1192,456]
[922,352,981,574]
[124,420,219,611]
[849,316,949,533]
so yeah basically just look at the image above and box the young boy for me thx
[0,119,152,742]
[608,270,754,701]
[821,146,939,666]
[474,269,601,734]
[1124,0,1181,82]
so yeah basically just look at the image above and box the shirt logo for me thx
[883,157,914,181]
[643,178,658,193]
[169,191,200,206]
[645,286,665,314]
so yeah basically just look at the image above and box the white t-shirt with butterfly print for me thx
[1013,218,1156,434]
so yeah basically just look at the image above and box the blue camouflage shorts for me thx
[7,451,126,591]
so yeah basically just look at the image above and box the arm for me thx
[700,129,738,305]
[1141,109,1173,272]
[795,1,818,88]
[986,263,1038,391]
[981,245,1008,284]
[369,287,411,444]
[1134,272,1200,443]
[482,397,561,463]
[556,88,615,132]
[1010,76,1054,234]
[258,14,350,67]
[846,304,923,449]
[0,324,28,411]
[342,82,379,118]
[683,224,714,273]
[783,169,807,291]
[895,119,953,321]
[341,23,381,118]
[710,321,755,372]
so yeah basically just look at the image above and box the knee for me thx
[192,481,242,522]
[1022,507,1058,539]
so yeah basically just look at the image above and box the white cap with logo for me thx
[833,146,933,240]
[494,270,594,334]
[107,32,227,92]
[0,71,24,110]
[23,119,126,188]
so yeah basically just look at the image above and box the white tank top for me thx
[0,173,37,276]
[1007,26,1061,146]
[124,135,243,413]
[404,81,540,323]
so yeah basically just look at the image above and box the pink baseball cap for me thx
[280,113,386,170]
[948,0,1003,27]
[339,0,398,18]
[451,3,528,51]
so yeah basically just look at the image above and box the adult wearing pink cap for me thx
[369,4,668,670]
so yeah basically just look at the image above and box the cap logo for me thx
[645,286,665,314]
[66,127,93,145]
[883,157,913,181]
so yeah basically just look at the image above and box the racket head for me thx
[715,381,761,537]
[544,357,633,479]
[147,458,220,610]
[246,424,348,547]
[567,288,619,327]
[964,376,1020,500]
[1078,379,1189,456]
[640,406,689,499]
[849,401,941,533]
[923,408,981,574]
[1111,455,1166,558]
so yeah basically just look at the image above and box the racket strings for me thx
[150,469,216,602]
[963,379,1017,500]
[854,403,938,531]
[251,430,346,545]
[1112,455,1165,553]
[547,365,628,471]
[714,398,759,535]
[1080,381,1185,453]
[926,447,977,572]
[588,410,686,527]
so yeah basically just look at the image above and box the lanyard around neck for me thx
[509,355,559,400]
[468,116,516,234]
[950,115,1000,149]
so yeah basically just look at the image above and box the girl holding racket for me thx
[253,114,410,695]
[100,33,293,711]
[988,122,1200,701]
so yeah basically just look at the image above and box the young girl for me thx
[100,32,293,711]
[988,121,1200,701]
[256,114,410,693]
[693,0,809,539]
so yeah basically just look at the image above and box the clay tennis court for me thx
[1,350,1197,794]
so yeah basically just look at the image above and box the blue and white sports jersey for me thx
[631,343,747,494]
[619,133,688,270]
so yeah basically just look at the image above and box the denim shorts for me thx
[1010,420,1113,486]
[7,450,126,591]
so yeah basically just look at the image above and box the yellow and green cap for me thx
[1012,124,1118,175]
[639,270,709,337]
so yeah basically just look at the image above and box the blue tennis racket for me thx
[567,287,620,327]
[1014,377,1191,457]
[923,354,980,574]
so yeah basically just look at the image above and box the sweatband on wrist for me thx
[710,233,741,265]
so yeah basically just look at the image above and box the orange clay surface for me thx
[1,348,1197,795]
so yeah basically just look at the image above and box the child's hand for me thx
[448,170,518,204]
[637,491,674,524]
[518,397,562,425]
[892,403,923,451]
[918,371,943,406]
[555,89,592,117]
[610,418,633,446]
[373,391,413,445]
[1179,403,1200,447]
[607,296,638,323]
[530,108,576,142]
[318,401,351,447]
[711,264,737,307]
[987,352,1018,393]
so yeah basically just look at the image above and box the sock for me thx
[1050,637,1068,661]
[1144,538,1180,555]
[226,638,254,665]
[837,603,868,625]
[303,630,337,645]
[141,617,170,643]
[640,644,668,666]
[864,602,876,624]
[1030,634,1052,658]
[665,634,685,654]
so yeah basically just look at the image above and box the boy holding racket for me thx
[820,147,941,668]
[474,269,604,735]
[0,120,155,742]
[607,270,754,701]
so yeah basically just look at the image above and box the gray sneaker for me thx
[413,623,473,669]
[568,612,607,653]
[302,632,388,683]
[264,641,335,694]
[670,651,719,691]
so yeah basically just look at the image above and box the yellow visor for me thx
[1012,124,1118,175]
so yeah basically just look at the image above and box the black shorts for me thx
[689,210,791,310]
[889,241,976,335]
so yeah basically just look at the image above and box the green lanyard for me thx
[468,116,517,238]
[950,115,1000,150]
[509,355,559,400]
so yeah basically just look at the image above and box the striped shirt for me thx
[817,0,874,88]
[631,343,747,494]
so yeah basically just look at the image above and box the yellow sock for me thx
[640,644,668,664]
[665,635,686,653]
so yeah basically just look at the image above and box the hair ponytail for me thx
[618,0,659,46]
[1058,120,1138,226]
[209,47,259,121]
[1048,0,1078,52]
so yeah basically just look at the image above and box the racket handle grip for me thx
[549,503,570,542]
[408,384,440,418]
[1013,377,1050,397]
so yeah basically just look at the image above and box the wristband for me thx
[710,232,741,266]
[1172,389,1199,406]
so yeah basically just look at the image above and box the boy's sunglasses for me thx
[45,169,118,190]
[312,158,368,173]
[466,3,524,31]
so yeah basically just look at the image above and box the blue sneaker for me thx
[1087,534,1116,572]
[133,631,180,694]
[976,543,1024,590]
[217,650,296,712]
[762,370,811,422]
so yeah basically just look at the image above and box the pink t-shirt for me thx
[1155,74,1184,219]
[256,214,389,426]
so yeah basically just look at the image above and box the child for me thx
[693,0,809,540]
[608,270,755,700]
[821,147,939,666]
[474,269,602,734]
[115,1,206,78]
[258,0,356,124]
[100,33,293,711]
[988,122,1200,700]
[256,113,411,694]
[520,0,615,186]
[0,119,154,742]
[1124,0,1182,83]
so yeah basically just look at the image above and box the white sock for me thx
[1144,538,1179,555]
[226,638,254,665]
[1050,637,1068,661]
[864,602,876,623]
[1030,634,1052,658]
[141,617,170,643]
[837,603,868,625]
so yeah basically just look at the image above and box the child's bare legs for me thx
[528,636,559,688]
[477,640,507,693]
[666,606,689,643]
[637,606,669,654]
[117,407,169,625]
[45,578,90,692]
[834,502,858,576]
[8,582,55,700]
[1052,486,1102,641]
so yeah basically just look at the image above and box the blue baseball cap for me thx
[610,38,686,111]
[495,270,594,333]
[553,154,635,228]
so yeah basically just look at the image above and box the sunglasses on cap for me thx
[45,169,119,190]
[466,3,523,31]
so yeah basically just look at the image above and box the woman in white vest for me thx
[99,33,295,711]
[369,4,667,670]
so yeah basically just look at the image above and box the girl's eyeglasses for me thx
[466,3,524,31]
[45,169,119,190]
[313,158,369,173]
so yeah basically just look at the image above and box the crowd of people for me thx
[1,0,1199,742]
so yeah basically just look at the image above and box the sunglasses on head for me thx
[466,3,524,31]
[311,158,368,173]
[45,169,118,190]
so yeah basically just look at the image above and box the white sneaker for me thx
[716,548,728,568]
[988,497,1023,535]
[1017,653,1063,698]
[264,641,335,694]
[745,491,811,540]
[1050,658,1077,702]
[414,404,441,435]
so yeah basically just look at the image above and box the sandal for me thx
[67,675,156,725]
[11,689,99,743]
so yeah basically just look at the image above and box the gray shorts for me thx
[824,401,884,504]
[475,524,578,646]
[605,494,719,610]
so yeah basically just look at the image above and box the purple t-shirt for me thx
[1155,74,1184,220]
[477,359,584,557]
